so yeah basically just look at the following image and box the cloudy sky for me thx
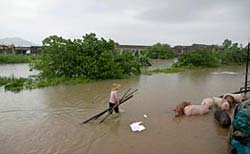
[0,0,249,46]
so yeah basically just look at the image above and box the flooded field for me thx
[0,64,39,78]
[0,62,245,154]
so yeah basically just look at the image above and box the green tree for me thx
[222,39,232,49]
[33,33,142,79]
[219,39,247,64]
[145,43,176,59]
[132,51,152,67]
[174,49,220,67]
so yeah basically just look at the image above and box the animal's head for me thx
[221,101,230,111]
[224,95,234,104]
[174,101,191,117]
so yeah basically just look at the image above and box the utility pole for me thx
[244,42,250,95]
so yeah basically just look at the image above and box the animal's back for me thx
[184,105,209,116]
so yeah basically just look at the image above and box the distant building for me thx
[173,44,221,54]
[115,44,149,52]
[30,46,42,55]
[0,45,42,55]
[0,43,222,55]
[15,46,30,55]
[0,44,15,54]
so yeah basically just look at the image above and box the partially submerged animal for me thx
[201,97,230,111]
[201,97,214,109]
[174,93,245,117]
[174,101,210,117]
[214,110,231,128]
[183,104,210,116]
[174,101,191,117]
[223,93,244,105]
[214,99,230,111]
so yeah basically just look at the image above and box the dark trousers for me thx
[109,102,119,114]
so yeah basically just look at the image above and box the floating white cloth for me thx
[130,121,146,132]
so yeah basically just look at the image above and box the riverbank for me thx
[0,54,36,64]
[0,76,90,92]
[148,63,244,74]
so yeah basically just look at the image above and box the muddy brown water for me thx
[0,62,246,154]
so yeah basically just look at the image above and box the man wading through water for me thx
[109,83,121,114]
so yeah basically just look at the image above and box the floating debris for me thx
[130,121,146,132]
[211,71,237,75]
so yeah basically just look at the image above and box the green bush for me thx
[32,33,144,79]
[145,43,176,59]
[174,49,220,67]
[0,54,31,64]
[0,76,33,92]
[218,40,247,64]
[173,39,247,68]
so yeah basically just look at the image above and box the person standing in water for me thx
[109,83,121,114]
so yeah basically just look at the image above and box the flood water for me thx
[0,62,246,154]
[0,64,39,78]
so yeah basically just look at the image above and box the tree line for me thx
[0,33,248,92]
[174,39,248,67]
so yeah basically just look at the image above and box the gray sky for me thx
[0,0,249,46]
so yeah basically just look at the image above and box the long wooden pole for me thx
[93,88,131,120]
[81,95,134,124]
[97,89,138,122]
[82,88,131,123]
[99,89,138,123]
[80,89,137,124]
[218,89,250,98]
[244,42,250,95]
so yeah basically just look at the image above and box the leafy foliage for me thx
[174,49,220,67]
[218,40,247,64]
[145,43,176,59]
[132,51,152,67]
[0,54,31,64]
[173,39,248,68]
[0,76,90,92]
[33,33,144,79]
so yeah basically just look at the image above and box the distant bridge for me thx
[0,45,41,55]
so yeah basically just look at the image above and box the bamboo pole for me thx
[99,89,138,123]
[244,42,250,95]
[80,89,137,124]
[93,88,131,120]
[81,95,133,124]
[218,89,250,98]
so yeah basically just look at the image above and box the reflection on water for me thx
[0,63,246,154]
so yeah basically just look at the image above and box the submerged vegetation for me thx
[151,39,248,74]
[0,76,90,92]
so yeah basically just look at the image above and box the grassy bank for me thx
[0,76,90,92]
[148,66,205,74]
[0,54,35,64]
[148,63,244,74]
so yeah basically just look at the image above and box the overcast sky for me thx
[0,0,249,46]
